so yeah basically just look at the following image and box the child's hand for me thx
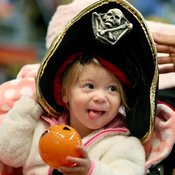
[59,145,91,175]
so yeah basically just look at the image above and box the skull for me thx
[103,9,123,27]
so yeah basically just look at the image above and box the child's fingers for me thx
[76,145,89,158]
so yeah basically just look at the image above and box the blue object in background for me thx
[130,0,175,24]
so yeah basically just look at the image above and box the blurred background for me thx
[0,0,175,83]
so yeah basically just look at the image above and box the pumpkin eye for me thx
[41,130,49,137]
[63,126,71,131]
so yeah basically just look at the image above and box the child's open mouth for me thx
[88,110,105,119]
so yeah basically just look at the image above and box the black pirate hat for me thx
[36,0,158,141]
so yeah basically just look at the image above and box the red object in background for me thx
[39,124,82,169]
[0,1,14,18]
[0,45,37,65]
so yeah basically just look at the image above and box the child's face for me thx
[62,63,122,136]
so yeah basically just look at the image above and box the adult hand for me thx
[153,32,175,73]
[59,145,91,175]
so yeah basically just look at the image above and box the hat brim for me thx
[37,0,158,141]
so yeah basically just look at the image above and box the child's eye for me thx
[108,85,118,92]
[83,83,94,89]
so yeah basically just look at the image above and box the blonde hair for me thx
[61,58,128,109]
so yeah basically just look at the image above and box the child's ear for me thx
[62,95,68,103]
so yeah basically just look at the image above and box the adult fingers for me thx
[153,33,175,47]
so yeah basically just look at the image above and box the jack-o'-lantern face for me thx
[39,124,82,168]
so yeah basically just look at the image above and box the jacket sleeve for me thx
[0,64,40,166]
[144,103,175,170]
[0,64,40,115]
[0,96,44,167]
[88,135,145,175]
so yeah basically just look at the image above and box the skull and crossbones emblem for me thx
[92,8,133,45]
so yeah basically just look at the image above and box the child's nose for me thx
[92,90,107,103]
